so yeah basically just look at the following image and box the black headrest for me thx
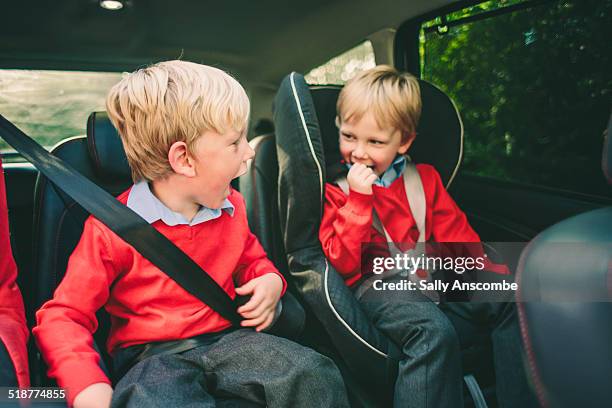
[86,111,132,181]
[309,80,462,187]
[603,112,611,185]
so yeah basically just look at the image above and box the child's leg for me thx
[439,301,538,408]
[197,329,349,408]
[357,276,463,408]
[111,351,216,408]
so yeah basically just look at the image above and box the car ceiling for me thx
[1,0,454,86]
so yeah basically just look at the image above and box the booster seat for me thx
[240,72,495,406]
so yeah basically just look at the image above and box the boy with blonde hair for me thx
[34,60,348,408]
[320,65,535,407]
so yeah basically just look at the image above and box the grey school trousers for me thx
[357,273,537,408]
[111,329,349,408]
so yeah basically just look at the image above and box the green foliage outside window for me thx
[421,0,611,197]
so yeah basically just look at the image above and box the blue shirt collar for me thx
[345,155,406,188]
[126,181,234,226]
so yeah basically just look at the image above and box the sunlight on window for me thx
[305,41,375,85]
[0,70,123,152]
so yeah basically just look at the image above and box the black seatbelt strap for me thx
[0,114,242,325]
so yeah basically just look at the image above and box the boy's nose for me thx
[352,145,368,159]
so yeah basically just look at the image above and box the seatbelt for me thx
[335,163,439,302]
[0,114,242,325]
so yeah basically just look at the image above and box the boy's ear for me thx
[397,131,416,155]
[168,141,196,177]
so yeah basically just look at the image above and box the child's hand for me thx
[73,382,113,408]
[235,273,283,332]
[347,163,378,195]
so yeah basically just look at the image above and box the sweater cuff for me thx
[55,360,111,406]
[343,189,374,215]
[241,266,287,297]
[270,271,288,297]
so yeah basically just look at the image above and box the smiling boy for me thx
[33,60,348,408]
[319,65,536,408]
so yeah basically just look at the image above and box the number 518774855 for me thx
[6,388,66,400]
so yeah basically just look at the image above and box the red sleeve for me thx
[234,229,287,296]
[0,158,30,387]
[32,218,119,406]
[319,183,376,285]
[420,165,481,242]
[421,165,509,275]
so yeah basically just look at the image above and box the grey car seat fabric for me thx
[516,113,612,407]
[272,72,469,403]
[274,79,401,403]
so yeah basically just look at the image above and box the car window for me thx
[305,40,375,85]
[419,0,611,198]
[0,70,123,161]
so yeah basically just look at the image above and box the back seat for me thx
[516,114,612,407]
[30,112,132,385]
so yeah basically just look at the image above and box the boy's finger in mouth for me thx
[351,161,375,169]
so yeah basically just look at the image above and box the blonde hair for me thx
[337,65,421,141]
[106,60,250,182]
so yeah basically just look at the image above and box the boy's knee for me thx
[295,349,343,383]
[431,317,459,349]
[281,349,348,406]
[410,316,459,354]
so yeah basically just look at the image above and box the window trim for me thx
[395,0,483,74]
[422,0,557,35]
[395,0,557,75]
[459,173,612,206]
[0,152,23,161]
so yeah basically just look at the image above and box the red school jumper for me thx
[33,187,286,405]
[319,163,506,287]
[0,157,30,387]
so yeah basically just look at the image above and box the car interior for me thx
[1,0,610,407]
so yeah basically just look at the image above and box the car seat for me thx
[240,72,496,407]
[516,113,612,408]
[31,112,132,385]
